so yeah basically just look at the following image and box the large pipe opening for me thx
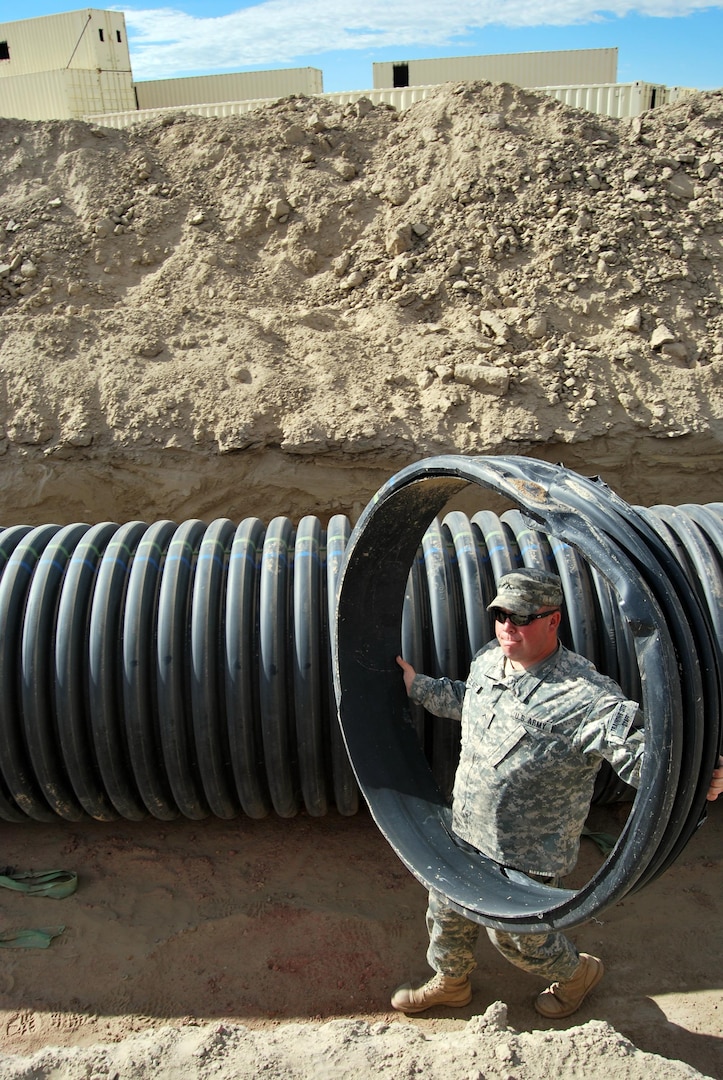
[333,456,721,932]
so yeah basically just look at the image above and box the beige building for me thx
[0,8,136,120]
[373,48,618,90]
[135,69,323,111]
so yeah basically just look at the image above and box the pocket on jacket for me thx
[486,722,526,767]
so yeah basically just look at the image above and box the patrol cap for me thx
[486,568,563,617]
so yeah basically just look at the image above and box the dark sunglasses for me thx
[491,607,559,628]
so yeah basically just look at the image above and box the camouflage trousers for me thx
[426,887,580,983]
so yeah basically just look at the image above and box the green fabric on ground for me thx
[0,926,65,949]
[0,869,76,948]
[0,870,78,899]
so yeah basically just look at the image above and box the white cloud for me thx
[121,1,722,79]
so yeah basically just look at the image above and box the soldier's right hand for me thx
[396,655,417,695]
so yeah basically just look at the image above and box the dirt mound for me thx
[0,83,722,524]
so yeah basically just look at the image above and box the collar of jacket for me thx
[479,641,564,701]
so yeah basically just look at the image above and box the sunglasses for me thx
[491,607,559,628]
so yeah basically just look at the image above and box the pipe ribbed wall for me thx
[0,499,720,824]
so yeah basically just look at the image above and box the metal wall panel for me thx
[0,9,130,79]
[663,86,699,105]
[329,80,665,117]
[135,68,323,109]
[71,68,137,118]
[0,69,69,119]
[373,49,617,90]
[326,86,432,109]
[86,80,666,130]
[88,98,271,128]
[539,81,667,118]
[0,67,135,121]
[89,85,432,128]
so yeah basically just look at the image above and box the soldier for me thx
[392,567,723,1020]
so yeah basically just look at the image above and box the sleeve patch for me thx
[607,700,639,744]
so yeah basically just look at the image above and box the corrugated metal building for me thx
[0,8,136,120]
[373,48,617,90]
[0,7,129,77]
[87,81,673,131]
[540,81,667,117]
[124,69,702,127]
[0,67,136,121]
[135,68,322,110]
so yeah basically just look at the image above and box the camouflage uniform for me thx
[409,579,645,982]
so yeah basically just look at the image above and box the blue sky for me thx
[3,1,723,92]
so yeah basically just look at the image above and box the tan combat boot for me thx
[534,953,604,1019]
[391,972,472,1014]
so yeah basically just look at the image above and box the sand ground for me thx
[0,798,720,1078]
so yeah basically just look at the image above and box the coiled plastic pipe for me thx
[0,454,720,877]
[333,456,722,932]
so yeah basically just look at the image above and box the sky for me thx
[2,1,723,93]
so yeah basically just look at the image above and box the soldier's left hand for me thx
[706,755,723,801]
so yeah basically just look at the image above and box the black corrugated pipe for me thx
[333,456,722,932]
[0,452,720,905]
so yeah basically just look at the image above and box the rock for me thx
[479,311,510,344]
[454,362,510,395]
[661,341,689,360]
[667,171,697,199]
[283,124,306,145]
[94,217,116,237]
[354,97,374,118]
[650,324,676,349]
[339,270,364,290]
[267,198,292,220]
[386,226,413,256]
[334,160,357,180]
[481,112,506,130]
[332,252,352,277]
[526,314,547,340]
[623,307,643,332]
[385,184,410,206]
